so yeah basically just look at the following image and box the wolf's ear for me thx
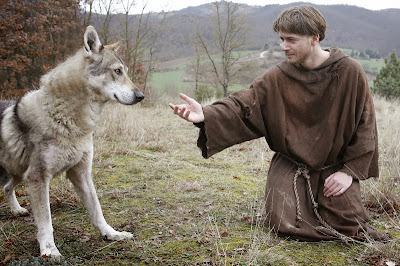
[105,40,123,52]
[84,26,103,57]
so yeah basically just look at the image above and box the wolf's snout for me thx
[135,90,144,102]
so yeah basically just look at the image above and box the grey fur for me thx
[0,26,143,259]
[13,99,30,134]
[0,100,15,142]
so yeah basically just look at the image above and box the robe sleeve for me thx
[197,84,267,159]
[340,70,379,180]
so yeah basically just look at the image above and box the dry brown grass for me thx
[89,95,400,263]
[362,97,400,208]
[374,96,400,180]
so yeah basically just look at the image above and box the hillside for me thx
[149,2,400,61]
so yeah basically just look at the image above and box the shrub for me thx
[372,50,400,99]
[194,85,223,103]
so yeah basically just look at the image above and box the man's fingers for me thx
[179,93,190,103]
[323,185,333,196]
[329,187,345,197]
[184,109,190,121]
[178,106,186,117]
[323,176,334,194]
[173,106,180,115]
[171,93,193,110]
[180,93,196,106]
[324,186,341,197]
[324,174,334,186]
[324,172,353,197]
[171,94,203,123]
[169,103,181,114]
[333,188,346,197]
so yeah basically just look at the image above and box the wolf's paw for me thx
[104,230,134,241]
[11,206,29,216]
[41,247,62,261]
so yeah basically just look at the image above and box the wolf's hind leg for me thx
[67,158,133,241]
[3,172,29,216]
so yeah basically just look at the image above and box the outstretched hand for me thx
[169,93,205,123]
[323,171,353,197]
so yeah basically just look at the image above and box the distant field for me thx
[149,71,186,89]
[149,70,192,96]
[325,47,385,73]
[149,49,385,98]
[149,70,250,98]
[356,58,385,73]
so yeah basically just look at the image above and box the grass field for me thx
[149,70,192,96]
[355,59,385,73]
[149,71,248,101]
[149,48,385,100]
[1,94,399,265]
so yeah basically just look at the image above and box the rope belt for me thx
[280,153,354,244]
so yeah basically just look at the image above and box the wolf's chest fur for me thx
[0,96,94,177]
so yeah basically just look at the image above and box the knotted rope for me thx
[281,153,354,244]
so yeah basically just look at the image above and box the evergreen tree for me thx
[366,49,380,59]
[372,50,400,98]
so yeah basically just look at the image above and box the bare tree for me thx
[118,0,166,95]
[83,0,94,28]
[193,45,202,92]
[81,0,118,44]
[127,2,150,83]
[195,1,249,97]
[190,41,205,92]
[96,0,117,44]
[119,0,137,80]
[142,20,166,92]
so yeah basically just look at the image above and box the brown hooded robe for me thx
[196,48,390,241]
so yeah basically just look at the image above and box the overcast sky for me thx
[130,0,400,13]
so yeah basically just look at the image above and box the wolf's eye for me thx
[114,69,122,75]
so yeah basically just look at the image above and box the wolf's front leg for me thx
[67,158,133,240]
[26,169,61,259]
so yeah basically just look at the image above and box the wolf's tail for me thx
[0,100,16,186]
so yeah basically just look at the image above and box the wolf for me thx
[0,26,144,259]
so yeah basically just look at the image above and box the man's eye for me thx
[114,69,122,75]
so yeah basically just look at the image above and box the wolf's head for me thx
[83,26,144,105]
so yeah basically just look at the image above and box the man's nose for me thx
[280,41,290,51]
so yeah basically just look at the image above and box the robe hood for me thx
[276,48,348,84]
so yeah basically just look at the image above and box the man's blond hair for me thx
[273,5,327,41]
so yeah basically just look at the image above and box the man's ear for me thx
[311,34,320,45]
[84,26,103,57]
[105,40,123,52]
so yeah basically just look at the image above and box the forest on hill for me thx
[144,2,400,61]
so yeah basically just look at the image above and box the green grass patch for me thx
[355,58,385,73]
[149,70,192,95]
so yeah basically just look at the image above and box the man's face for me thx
[279,32,313,65]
